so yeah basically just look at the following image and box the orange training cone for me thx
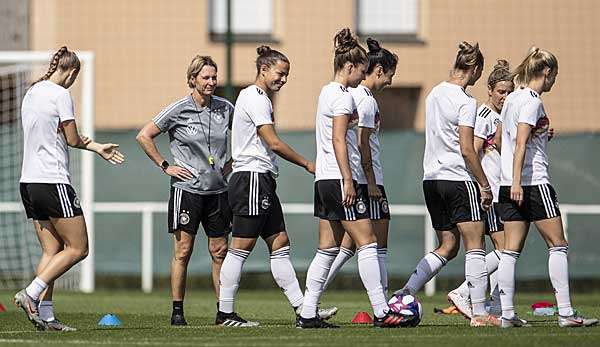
[351,311,373,324]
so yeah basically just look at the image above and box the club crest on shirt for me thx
[260,194,271,210]
[532,116,550,137]
[356,199,367,214]
[213,110,225,124]
[73,197,81,209]
[179,210,190,225]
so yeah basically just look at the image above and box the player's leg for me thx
[532,185,597,327]
[487,226,504,315]
[207,236,227,299]
[374,219,389,296]
[323,232,355,291]
[299,219,344,327]
[202,192,231,301]
[170,230,195,325]
[34,220,62,322]
[167,187,201,326]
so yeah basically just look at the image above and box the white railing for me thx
[0,202,597,295]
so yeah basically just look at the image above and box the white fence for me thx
[1,202,597,296]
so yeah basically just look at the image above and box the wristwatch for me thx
[160,160,169,171]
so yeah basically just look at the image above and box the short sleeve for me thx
[247,95,273,126]
[56,89,75,122]
[331,92,355,117]
[152,103,177,132]
[473,110,491,139]
[458,98,477,127]
[357,96,377,128]
[518,98,543,126]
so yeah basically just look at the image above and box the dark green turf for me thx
[0,290,598,346]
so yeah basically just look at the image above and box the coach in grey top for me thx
[153,93,232,194]
[136,56,233,327]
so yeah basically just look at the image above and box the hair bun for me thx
[366,38,381,53]
[493,59,509,70]
[256,45,272,56]
[334,28,358,55]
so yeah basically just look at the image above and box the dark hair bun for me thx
[458,41,476,54]
[334,28,357,55]
[493,59,509,70]
[256,45,272,56]
[366,38,381,53]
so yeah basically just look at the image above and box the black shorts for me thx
[168,187,231,237]
[422,180,483,231]
[20,183,83,220]
[228,171,285,239]
[498,184,561,222]
[314,179,370,221]
[485,202,504,234]
[357,184,391,220]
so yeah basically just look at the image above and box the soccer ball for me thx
[388,293,423,327]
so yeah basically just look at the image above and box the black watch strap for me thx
[160,160,169,171]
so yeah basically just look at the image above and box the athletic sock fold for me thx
[300,247,339,319]
[25,277,48,301]
[218,249,250,314]
[270,246,304,308]
[377,248,388,297]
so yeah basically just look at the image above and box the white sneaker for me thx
[470,314,500,327]
[447,290,472,319]
[501,315,529,328]
[558,315,599,328]
[295,305,339,321]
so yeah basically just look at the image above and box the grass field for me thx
[0,289,599,347]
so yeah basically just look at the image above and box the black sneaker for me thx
[215,311,259,327]
[296,316,339,329]
[373,311,411,328]
[170,313,187,326]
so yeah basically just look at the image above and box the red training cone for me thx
[351,311,373,324]
[0,303,6,312]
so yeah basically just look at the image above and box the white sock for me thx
[300,247,339,319]
[488,250,502,299]
[218,248,250,314]
[454,281,470,298]
[323,247,354,291]
[25,277,48,301]
[465,249,488,316]
[549,246,574,317]
[377,248,388,297]
[403,252,447,295]
[498,250,519,319]
[270,246,304,308]
[358,243,388,318]
[38,300,54,322]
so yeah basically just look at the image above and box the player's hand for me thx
[367,183,383,202]
[511,184,523,206]
[480,189,493,210]
[304,161,316,175]
[342,179,356,207]
[97,143,125,165]
[164,165,194,181]
[548,128,555,141]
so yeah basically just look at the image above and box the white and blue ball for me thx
[388,293,423,326]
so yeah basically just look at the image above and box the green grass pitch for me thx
[0,289,599,346]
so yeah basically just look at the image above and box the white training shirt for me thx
[20,80,75,184]
[422,81,477,181]
[349,85,383,185]
[315,82,361,181]
[231,85,278,176]
[474,104,502,202]
[500,87,550,186]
